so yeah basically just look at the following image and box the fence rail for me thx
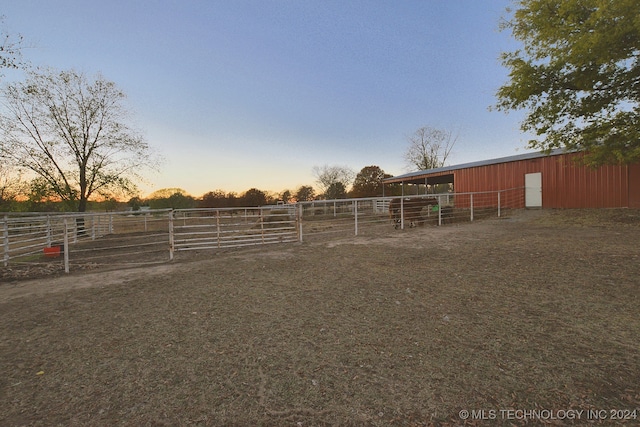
[1,188,523,276]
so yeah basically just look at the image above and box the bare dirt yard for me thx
[1,209,639,426]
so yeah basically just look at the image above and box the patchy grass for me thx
[1,210,639,426]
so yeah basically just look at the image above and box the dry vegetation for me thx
[1,209,639,426]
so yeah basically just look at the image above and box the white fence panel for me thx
[172,207,298,252]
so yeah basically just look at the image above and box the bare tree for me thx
[0,68,157,212]
[0,17,28,78]
[0,18,30,209]
[312,164,355,197]
[404,126,457,171]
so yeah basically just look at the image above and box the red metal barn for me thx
[384,150,640,209]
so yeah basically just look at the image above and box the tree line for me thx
[1,164,408,212]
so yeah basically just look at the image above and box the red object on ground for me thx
[43,246,61,258]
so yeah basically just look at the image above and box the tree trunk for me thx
[77,197,87,212]
[76,197,88,237]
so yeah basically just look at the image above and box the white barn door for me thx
[525,172,542,208]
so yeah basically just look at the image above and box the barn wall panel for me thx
[549,154,628,208]
[452,152,634,208]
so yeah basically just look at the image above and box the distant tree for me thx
[312,164,355,196]
[148,191,195,209]
[167,192,196,209]
[127,196,144,211]
[264,191,279,205]
[350,165,388,198]
[325,181,347,199]
[294,185,315,202]
[200,189,229,208]
[280,189,292,204]
[25,177,60,212]
[240,188,267,206]
[0,69,156,212]
[405,126,457,171]
[147,188,188,200]
[102,197,118,212]
[495,0,640,166]
[383,181,404,197]
[0,164,25,210]
[226,192,238,208]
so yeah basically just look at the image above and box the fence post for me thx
[354,200,358,236]
[470,193,474,222]
[46,216,52,247]
[63,218,70,273]
[260,208,265,244]
[216,210,221,248]
[109,214,114,234]
[73,216,78,244]
[497,191,501,217]
[438,195,442,226]
[297,203,303,243]
[168,210,174,261]
[400,197,405,230]
[3,215,8,267]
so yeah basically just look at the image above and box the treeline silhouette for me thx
[1,165,406,212]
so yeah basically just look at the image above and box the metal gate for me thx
[170,207,298,254]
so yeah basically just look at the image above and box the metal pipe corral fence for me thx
[1,188,523,275]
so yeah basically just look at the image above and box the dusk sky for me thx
[2,0,532,197]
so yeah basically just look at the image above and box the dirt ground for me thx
[1,209,639,426]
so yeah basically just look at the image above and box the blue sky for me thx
[1,0,531,197]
